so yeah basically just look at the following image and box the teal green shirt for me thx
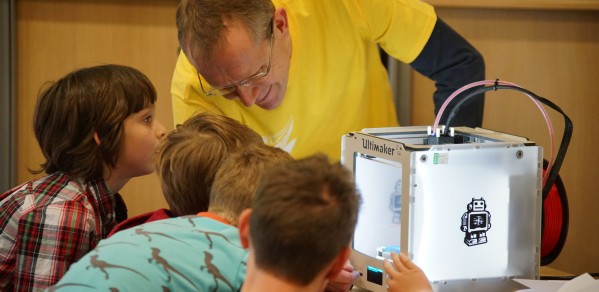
[49,214,247,291]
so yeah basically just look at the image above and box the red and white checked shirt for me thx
[0,172,121,291]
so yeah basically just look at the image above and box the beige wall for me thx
[16,0,177,216]
[15,0,598,278]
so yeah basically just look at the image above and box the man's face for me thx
[193,22,290,110]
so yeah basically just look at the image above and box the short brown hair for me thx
[33,64,157,181]
[156,112,264,216]
[176,0,274,60]
[209,143,292,226]
[250,154,360,285]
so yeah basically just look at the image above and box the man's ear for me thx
[93,132,101,145]
[238,209,252,249]
[273,8,289,35]
[326,246,351,279]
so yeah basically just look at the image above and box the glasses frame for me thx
[198,23,274,97]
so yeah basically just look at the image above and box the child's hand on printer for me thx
[384,252,432,292]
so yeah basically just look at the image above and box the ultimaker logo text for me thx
[361,138,395,156]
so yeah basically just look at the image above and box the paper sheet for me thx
[515,273,598,292]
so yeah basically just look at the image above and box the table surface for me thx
[350,266,572,291]
[540,266,572,277]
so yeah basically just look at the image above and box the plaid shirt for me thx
[0,172,121,291]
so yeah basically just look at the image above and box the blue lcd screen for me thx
[367,266,383,285]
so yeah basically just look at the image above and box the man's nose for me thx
[236,86,260,107]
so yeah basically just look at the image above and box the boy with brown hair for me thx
[0,64,167,290]
[158,112,264,216]
[238,154,361,291]
[107,112,264,235]
[50,141,292,291]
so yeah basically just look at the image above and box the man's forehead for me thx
[195,25,266,83]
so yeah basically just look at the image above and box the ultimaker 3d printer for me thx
[342,126,542,292]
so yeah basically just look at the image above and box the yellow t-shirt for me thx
[171,0,436,159]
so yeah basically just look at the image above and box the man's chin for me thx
[257,87,283,110]
[259,99,282,110]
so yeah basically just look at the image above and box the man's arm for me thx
[410,17,485,127]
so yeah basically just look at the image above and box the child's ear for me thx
[326,246,351,279]
[238,209,252,249]
[93,132,101,145]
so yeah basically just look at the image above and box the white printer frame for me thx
[342,126,542,292]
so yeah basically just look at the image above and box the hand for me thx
[324,259,360,292]
[383,253,432,292]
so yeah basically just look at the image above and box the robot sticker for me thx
[460,197,491,246]
[389,179,402,224]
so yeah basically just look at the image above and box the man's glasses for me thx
[198,26,274,97]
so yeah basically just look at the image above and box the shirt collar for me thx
[85,176,118,235]
[196,211,232,225]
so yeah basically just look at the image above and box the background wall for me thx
[16,0,177,217]
[14,0,598,278]
[0,0,16,195]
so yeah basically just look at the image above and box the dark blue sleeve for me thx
[410,17,485,127]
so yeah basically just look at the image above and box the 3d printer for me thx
[342,80,572,292]
[343,126,541,291]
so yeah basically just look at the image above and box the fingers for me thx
[334,269,359,283]
[391,252,410,273]
[399,253,419,271]
[384,253,433,292]
[383,258,398,276]
[350,270,360,281]
[326,268,359,292]
[341,259,354,273]
[344,260,360,282]
[334,260,359,283]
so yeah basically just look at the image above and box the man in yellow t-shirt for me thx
[172,0,484,159]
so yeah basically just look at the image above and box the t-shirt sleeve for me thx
[357,0,437,63]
